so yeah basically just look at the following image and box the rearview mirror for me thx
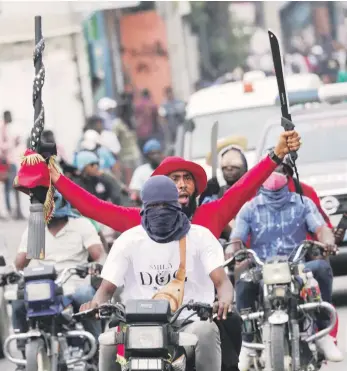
[0,256,6,267]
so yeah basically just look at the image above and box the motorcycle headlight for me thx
[127,326,164,350]
[263,262,291,285]
[130,358,163,370]
[273,286,286,298]
[25,281,52,301]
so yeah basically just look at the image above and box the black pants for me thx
[216,311,242,371]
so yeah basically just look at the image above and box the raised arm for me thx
[51,168,141,232]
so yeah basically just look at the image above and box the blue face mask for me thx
[141,204,190,243]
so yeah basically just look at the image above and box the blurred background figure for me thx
[134,89,161,153]
[159,86,186,151]
[113,94,141,186]
[0,110,24,220]
[97,97,117,130]
[129,138,164,204]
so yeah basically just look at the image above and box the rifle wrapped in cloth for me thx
[13,16,57,259]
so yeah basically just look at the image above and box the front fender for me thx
[268,310,289,325]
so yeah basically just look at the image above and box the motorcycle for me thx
[3,263,98,371]
[74,299,214,371]
[224,240,338,371]
[0,256,12,359]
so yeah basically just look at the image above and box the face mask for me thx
[141,205,190,243]
[262,172,287,191]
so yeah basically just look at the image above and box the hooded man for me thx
[200,145,248,206]
[80,175,234,371]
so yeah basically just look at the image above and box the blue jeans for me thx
[12,285,101,339]
[236,259,333,341]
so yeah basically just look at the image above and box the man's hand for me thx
[88,263,103,276]
[274,130,301,159]
[334,228,345,245]
[50,165,61,184]
[322,243,338,257]
[79,300,98,313]
[224,240,243,260]
[213,294,233,320]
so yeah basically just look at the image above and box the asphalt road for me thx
[0,193,347,370]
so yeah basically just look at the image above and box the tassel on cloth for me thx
[20,152,45,166]
[44,155,59,222]
[27,202,46,259]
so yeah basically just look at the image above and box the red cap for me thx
[152,156,207,195]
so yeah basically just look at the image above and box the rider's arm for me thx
[304,198,335,245]
[52,168,142,232]
[197,226,234,317]
[92,230,132,305]
[15,228,31,270]
[230,203,251,244]
[300,182,333,228]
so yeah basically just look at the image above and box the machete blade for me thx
[211,121,219,178]
[268,30,291,122]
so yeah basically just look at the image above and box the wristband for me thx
[268,149,283,165]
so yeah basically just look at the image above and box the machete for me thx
[211,121,219,178]
[268,30,302,200]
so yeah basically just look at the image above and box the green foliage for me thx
[188,1,251,80]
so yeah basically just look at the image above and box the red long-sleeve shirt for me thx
[55,155,279,238]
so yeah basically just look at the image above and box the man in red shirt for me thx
[46,131,300,239]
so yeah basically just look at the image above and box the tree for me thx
[188,1,251,81]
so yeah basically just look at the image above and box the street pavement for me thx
[0,197,347,369]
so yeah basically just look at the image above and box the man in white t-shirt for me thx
[80,175,233,371]
[129,138,164,203]
[12,191,105,339]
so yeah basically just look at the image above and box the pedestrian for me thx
[0,111,24,219]
[134,89,161,153]
[113,95,141,185]
[129,139,164,203]
[159,86,185,148]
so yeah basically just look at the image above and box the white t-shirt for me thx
[101,225,224,319]
[18,217,102,293]
[129,163,154,192]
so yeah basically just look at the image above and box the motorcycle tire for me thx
[25,339,50,371]
[270,324,286,371]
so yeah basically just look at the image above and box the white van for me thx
[179,73,322,184]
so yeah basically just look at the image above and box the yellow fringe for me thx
[20,153,45,166]
[116,355,126,366]
[48,155,61,173]
[43,156,58,223]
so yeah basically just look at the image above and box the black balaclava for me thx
[141,175,191,243]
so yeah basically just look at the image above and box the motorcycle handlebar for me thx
[56,263,103,286]
[73,300,213,324]
[224,240,333,268]
[0,271,23,287]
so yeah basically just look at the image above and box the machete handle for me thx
[281,116,294,131]
[281,117,298,161]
